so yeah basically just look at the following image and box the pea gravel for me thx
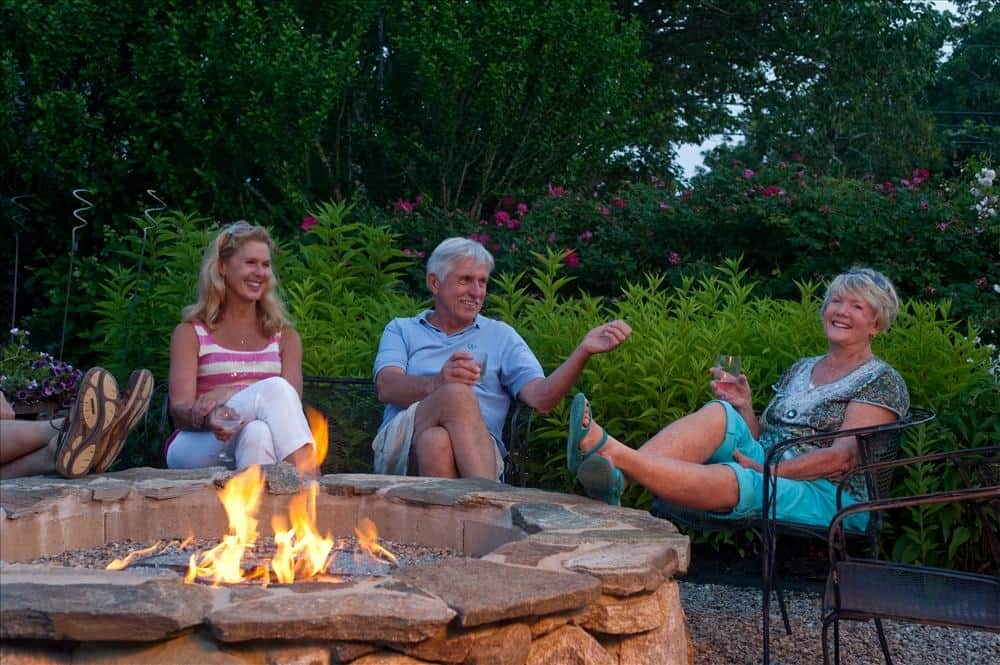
[680,580,1000,664]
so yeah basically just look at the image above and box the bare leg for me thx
[578,402,740,511]
[0,423,62,479]
[634,402,730,463]
[0,418,63,464]
[283,444,316,471]
[412,427,459,478]
[412,383,496,479]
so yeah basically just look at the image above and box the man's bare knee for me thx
[416,382,482,431]
[413,427,457,477]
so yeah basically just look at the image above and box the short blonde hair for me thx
[181,221,291,336]
[822,267,900,332]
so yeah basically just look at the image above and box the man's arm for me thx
[375,353,481,407]
[517,319,631,414]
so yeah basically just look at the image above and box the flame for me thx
[355,517,398,565]
[302,405,328,475]
[270,482,335,583]
[179,463,394,585]
[106,540,163,571]
[185,465,265,586]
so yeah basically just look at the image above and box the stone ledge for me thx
[0,467,691,663]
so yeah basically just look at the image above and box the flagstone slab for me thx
[511,503,615,533]
[208,580,455,643]
[391,559,600,627]
[563,541,677,596]
[0,566,213,641]
[383,477,508,506]
[319,474,431,496]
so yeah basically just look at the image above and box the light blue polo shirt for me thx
[373,311,544,449]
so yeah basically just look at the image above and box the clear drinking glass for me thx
[713,354,742,382]
[475,352,489,385]
[212,405,242,466]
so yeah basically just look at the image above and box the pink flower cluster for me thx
[301,216,318,232]
[901,168,930,190]
[402,248,426,258]
[393,194,425,215]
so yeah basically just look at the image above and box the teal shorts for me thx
[698,401,867,531]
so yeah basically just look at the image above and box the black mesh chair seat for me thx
[825,560,1000,630]
[822,446,1000,665]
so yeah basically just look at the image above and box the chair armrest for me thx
[827,483,1000,565]
[834,445,1000,508]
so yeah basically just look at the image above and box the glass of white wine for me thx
[212,405,243,467]
[713,354,742,383]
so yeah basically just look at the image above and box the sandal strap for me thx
[581,429,609,461]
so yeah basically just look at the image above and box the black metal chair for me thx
[652,407,935,665]
[822,445,1000,665]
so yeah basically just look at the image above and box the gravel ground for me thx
[27,536,461,574]
[680,581,1000,664]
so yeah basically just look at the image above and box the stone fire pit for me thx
[0,466,691,664]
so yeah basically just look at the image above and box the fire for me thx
[302,405,329,475]
[106,540,163,571]
[110,412,396,586]
[185,464,266,586]
[270,482,335,583]
[355,517,398,565]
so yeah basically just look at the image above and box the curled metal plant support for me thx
[60,189,93,361]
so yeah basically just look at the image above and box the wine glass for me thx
[212,405,242,467]
[713,354,742,383]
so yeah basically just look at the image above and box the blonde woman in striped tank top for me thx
[166,222,315,471]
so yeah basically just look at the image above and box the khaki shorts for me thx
[372,402,504,480]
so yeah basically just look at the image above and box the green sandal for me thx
[566,392,609,472]
[576,455,625,506]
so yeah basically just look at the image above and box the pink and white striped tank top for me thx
[193,322,282,396]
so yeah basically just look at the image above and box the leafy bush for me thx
[91,207,997,570]
[493,257,997,570]
[92,205,413,467]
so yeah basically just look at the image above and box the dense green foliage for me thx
[92,215,998,570]
[367,159,999,339]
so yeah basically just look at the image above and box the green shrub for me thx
[496,256,997,570]
[364,157,998,343]
[93,212,997,570]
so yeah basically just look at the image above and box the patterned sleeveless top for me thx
[193,322,282,396]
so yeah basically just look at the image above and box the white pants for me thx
[166,377,313,469]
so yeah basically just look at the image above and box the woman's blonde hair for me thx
[822,267,900,332]
[181,221,290,336]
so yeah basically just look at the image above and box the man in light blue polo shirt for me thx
[373,237,631,480]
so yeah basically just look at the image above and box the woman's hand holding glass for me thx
[710,358,752,411]
[209,404,244,442]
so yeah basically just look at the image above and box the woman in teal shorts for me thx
[566,268,909,530]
